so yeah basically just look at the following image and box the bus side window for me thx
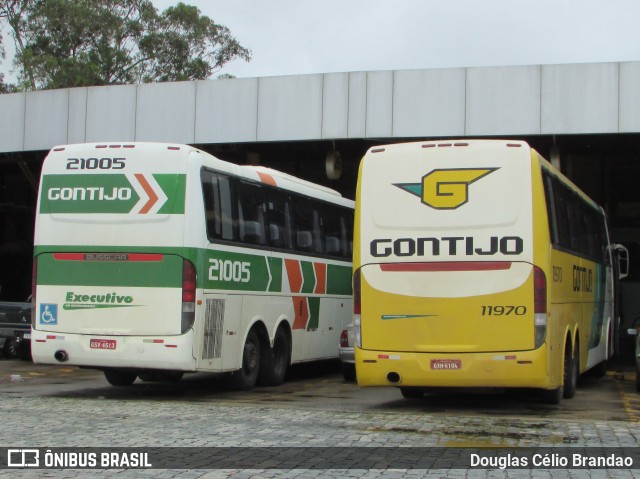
[265,189,292,249]
[238,181,266,246]
[321,204,346,258]
[201,170,236,242]
[553,180,572,251]
[312,208,324,254]
[346,210,354,258]
[293,198,314,252]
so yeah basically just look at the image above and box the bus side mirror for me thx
[613,244,629,280]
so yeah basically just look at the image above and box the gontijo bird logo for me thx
[394,168,498,210]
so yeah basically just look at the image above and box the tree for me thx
[0,30,5,92]
[0,0,251,91]
[0,0,37,90]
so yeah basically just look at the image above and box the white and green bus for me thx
[32,142,354,388]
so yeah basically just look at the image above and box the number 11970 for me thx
[481,305,527,316]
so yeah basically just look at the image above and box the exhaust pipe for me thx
[54,350,69,362]
[387,372,400,383]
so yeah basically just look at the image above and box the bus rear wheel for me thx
[400,387,424,399]
[563,346,578,399]
[258,327,290,387]
[104,369,137,386]
[228,330,260,390]
[540,387,562,404]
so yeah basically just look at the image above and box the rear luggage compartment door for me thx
[35,252,183,336]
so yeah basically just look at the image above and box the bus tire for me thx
[400,387,424,399]
[228,329,260,390]
[563,348,578,399]
[3,336,20,359]
[137,371,158,382]
[156,371,184,382]
[590,360,608,378]
[258,327,290,387]
[104,369,137,386]
[540,387,562,404]
[341,363,356,382]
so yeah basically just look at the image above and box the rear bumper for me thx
[355,345,553,389]
[339,346,355,365]
[0,325,30,338]
[31,329,197,371]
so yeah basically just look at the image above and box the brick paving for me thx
[0,392,639,478]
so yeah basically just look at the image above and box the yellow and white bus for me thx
[353,140,628,403]
[32,142,354,388]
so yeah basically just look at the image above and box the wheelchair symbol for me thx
[39,304,58,325]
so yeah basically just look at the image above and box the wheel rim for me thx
[273,332,288,370]
[244,340,258,373]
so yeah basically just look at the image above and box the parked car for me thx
[0,297,32,360]
[339,323,356,381]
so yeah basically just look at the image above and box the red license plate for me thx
[90,339,116,350]
[430,359,461,370]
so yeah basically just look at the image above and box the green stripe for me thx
[35,245,352,295]
[37,253,182,288]
[268,257,283,293]
[40,174,139,214]
[327,264,352,295]
[156,174,186,214]
[300,261,316,294]
[38,174,186,214]
[307,297,320,330]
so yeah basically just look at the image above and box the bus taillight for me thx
[534,266,547,348]
[353,268,362,348]
[181,259,196,333]
[340,329,349,348]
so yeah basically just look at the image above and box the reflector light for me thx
[53,253,163,262]
[96,144,135,149]
[380,262,511,272]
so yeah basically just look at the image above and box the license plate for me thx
[22,332,31,340]
[430,359,461,370]
[90,339,116,350]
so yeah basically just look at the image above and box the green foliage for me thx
[0,0,251,91]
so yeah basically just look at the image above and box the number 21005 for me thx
[481,305,527,316]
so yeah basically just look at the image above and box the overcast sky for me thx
[1,1,639,82]
[151,0,640,78]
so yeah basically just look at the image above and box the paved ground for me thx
[0,358,638,478]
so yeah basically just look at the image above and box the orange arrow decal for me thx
[135,174,158,214]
